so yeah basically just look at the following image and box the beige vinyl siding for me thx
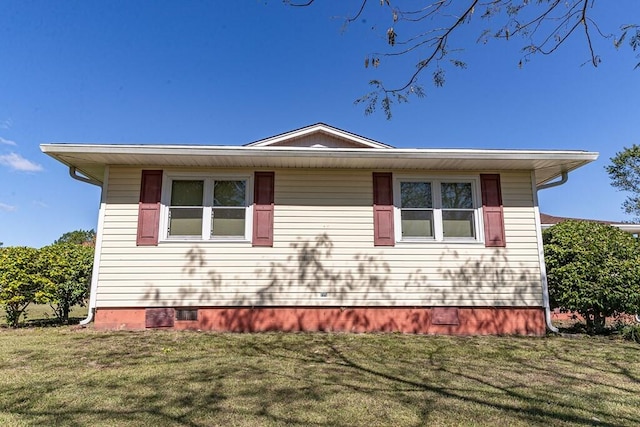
[96,167,543,308]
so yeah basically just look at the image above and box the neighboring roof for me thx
[40,123,599,186]
[540,213,640,234]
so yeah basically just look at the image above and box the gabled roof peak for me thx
[245,123,394,149]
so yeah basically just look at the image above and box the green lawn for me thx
[0,304,88,326]
[0,329,638,426]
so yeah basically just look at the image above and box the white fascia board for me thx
[41,143,598,161]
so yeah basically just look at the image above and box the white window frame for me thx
[160,172,253,242]
[394,175,484,243]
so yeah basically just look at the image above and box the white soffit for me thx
[40,142,599,187]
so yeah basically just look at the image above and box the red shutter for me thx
[253,171,275,247]
[372,172,395,246]
[137,170,163,246]
[480,174,506,247]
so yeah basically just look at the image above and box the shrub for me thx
[620,324,640,344]
[543,220,640,334]
[0,246,45,327]
[37,243,93,324]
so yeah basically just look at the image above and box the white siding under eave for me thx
[95,167,543,309]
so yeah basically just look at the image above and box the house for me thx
[40,123,598,335]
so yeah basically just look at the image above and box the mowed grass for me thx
[0,330,639,427]
[0,304,89,326]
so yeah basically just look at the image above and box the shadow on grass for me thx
[0,316,85,329]
[20,316,85,328]
[1,332,639,426]
[0,303,89,328]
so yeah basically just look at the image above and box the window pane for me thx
[401,182,432,208]
[214,181,246,207]
[442,211,475,238]
[212,208,245,237]
[441,182,473,209]
[169,208,202,236]
[401,210,434,238]
[171,180,204,206]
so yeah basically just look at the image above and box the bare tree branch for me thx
[345,0,368,24]
[379,1,480,94]
[285,0,315,7]
[286,0,638,119]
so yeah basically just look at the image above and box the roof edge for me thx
[40,143,599,159]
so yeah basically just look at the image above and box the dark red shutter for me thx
[253,171,275,247]
[137,170,163,246]
[480,174,506,247]
[372,172,395,246]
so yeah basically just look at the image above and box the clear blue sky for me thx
[1,0,638,248]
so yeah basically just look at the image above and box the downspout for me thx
[536,171,568,191]
[69,167,102,187]
[68,166,108,326]
[533,171,569,334]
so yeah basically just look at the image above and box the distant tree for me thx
[606,144,640,222]
[54,229,96,246]
[543,220,640,333]
[0,246,45,327]
[38,243,94,324]
[287,1,639,119]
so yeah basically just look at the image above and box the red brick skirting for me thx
[551,309,636,324]
[94,306,546,336]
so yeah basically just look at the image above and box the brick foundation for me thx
[550,308,636,324]
[94,306,546,335]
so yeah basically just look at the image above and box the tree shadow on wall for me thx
[252,233,391,305]
[141,247,222,306]
[437,249,540,306]
[141,235,544,334]
[404,249,543,334]
[216,233,397,331]
[140,233,401,331]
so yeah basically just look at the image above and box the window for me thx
[169,180,204,237]
[440,182,475,238]
[163,175,251,241]
[400,182,434,238]
[395,177,480,242]
[212,180,247,237]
